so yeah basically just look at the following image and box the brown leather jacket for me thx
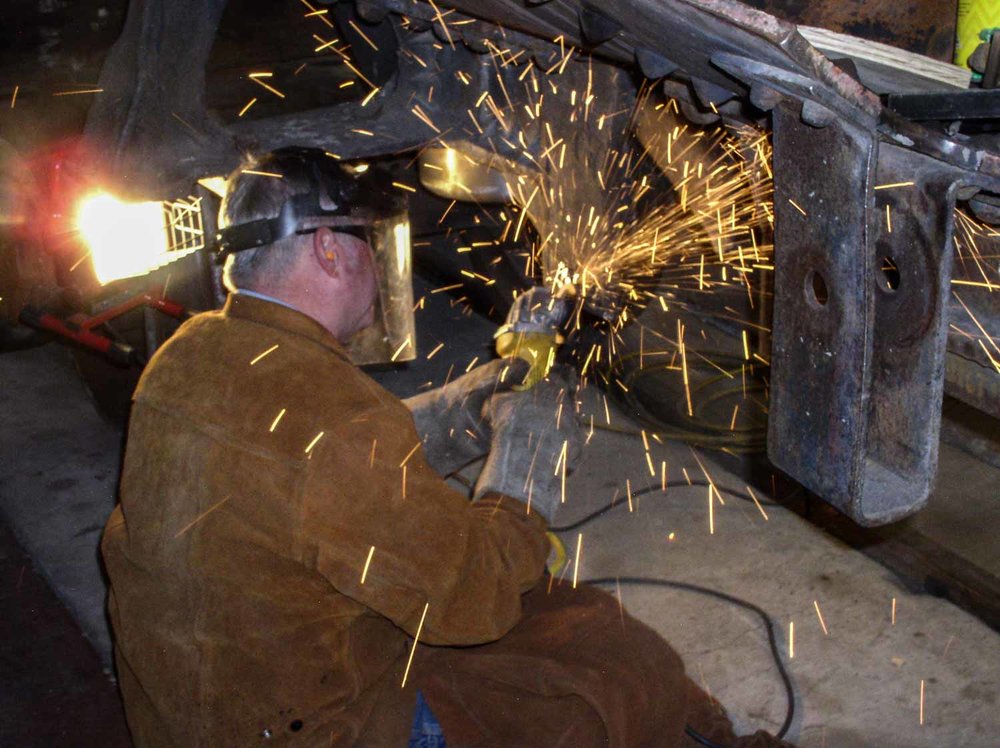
[101,294,550,747]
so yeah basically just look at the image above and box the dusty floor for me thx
[0,278,998,747]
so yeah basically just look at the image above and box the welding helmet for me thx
[215,147,415,365]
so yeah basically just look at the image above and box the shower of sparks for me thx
[250,344,279,365]
[401,602,430,688]
[360,545,375,584]
[953,209,999,294]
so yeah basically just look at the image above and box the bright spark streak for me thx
[250,77,285,99]
[399,442,421,468]
[348,19,379,50]
[242,170,283,179]
[401,602,430,688]
[745,486,769,520]
[238,98,258,117]
[250,344,279,365]
[708,483,714,535]
[813,600,829,635]
[52,88,104,96]
[360,545,375,584]
[269,408,286,432]
[390,336,413,361]
[919,679,926,725]
[573,533,583,588]
[874,181,915,190]
[304,431,325,454]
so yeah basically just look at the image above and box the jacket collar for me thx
[223,292,352,363]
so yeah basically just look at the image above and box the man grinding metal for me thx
[101,148,789,747]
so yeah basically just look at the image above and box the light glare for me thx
[77,192,169,284]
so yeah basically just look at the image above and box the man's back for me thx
[101,294,549,747]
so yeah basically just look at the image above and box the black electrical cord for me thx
[549,480,780,533]
[446,436,796,744]
[583,576,795,746]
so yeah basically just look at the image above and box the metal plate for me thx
[769,103,961,525]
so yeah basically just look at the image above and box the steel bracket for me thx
[768,102,963,525]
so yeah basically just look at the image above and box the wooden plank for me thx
[800,25,971,93]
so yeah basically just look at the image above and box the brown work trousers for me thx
[413,579,749,748]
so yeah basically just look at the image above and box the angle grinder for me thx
[494,286,572,390]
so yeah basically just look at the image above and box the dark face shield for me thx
[215,150,415,365]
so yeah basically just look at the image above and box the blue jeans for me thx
[407,690,446,748]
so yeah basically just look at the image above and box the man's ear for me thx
[313,227,340,278]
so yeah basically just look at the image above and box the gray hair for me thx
[219,153,311,292]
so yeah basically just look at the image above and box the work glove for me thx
[403,358,527,476]
[473,365,583,522]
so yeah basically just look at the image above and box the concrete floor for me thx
[1,277,998,746]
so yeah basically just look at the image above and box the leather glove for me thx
[473,365,583,522]
[403,358,527,476]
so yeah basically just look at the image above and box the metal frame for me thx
[80,0,1000,524]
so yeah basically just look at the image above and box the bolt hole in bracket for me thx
[806,270,829,307]
[768,102,967,525]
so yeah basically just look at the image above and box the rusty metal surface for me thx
[740,0,957,62]
[75,0,1000,523]
[769,103,965,525]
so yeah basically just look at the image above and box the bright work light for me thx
[76,192,204,284]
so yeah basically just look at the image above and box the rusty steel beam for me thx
[82,0,1000,524]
